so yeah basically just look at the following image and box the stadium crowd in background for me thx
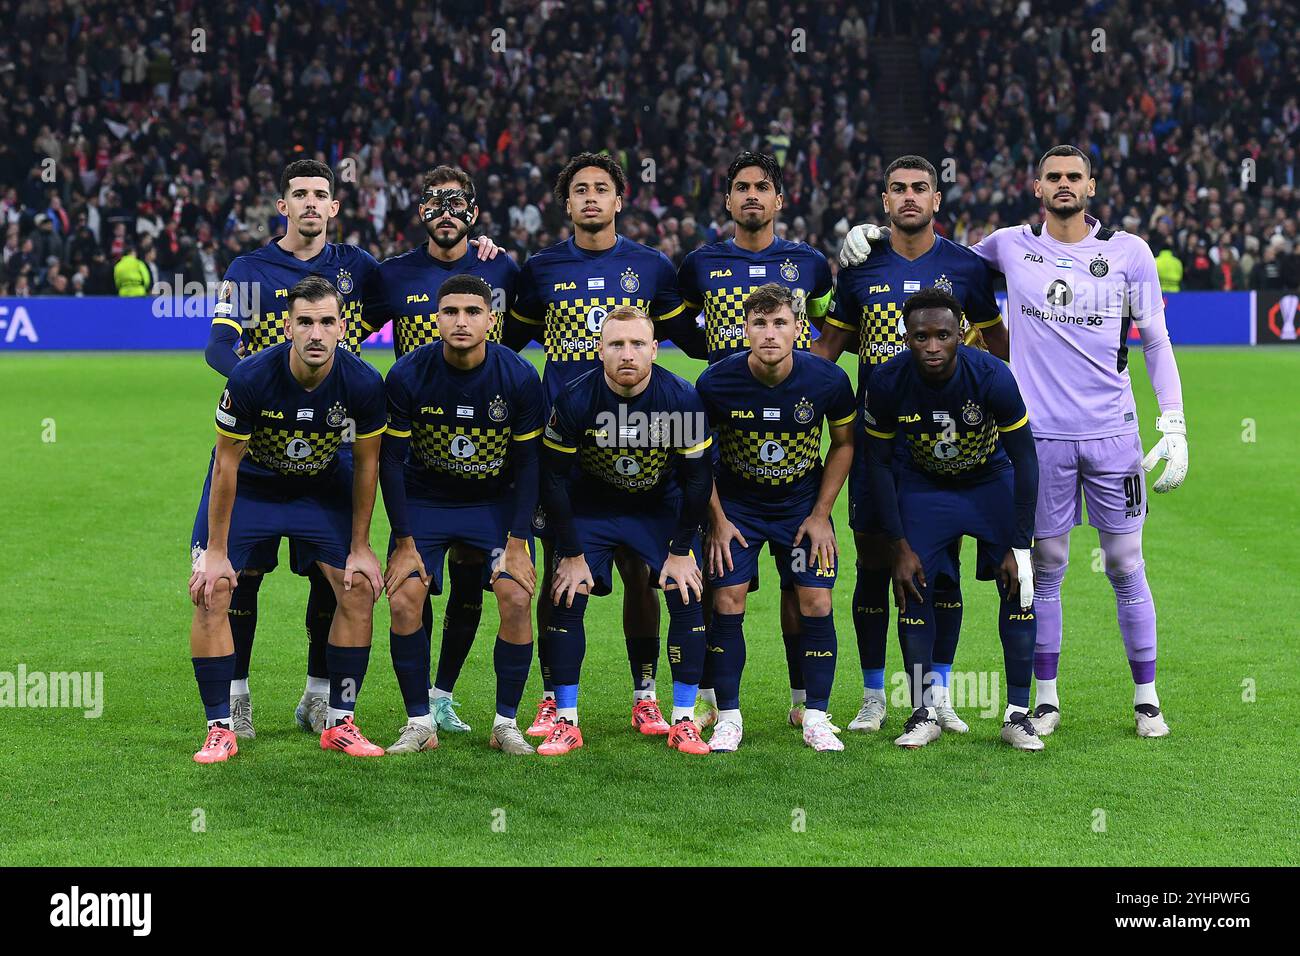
[0,0,1297,297]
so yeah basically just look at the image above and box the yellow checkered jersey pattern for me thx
[704,286,814,357]
[718,424,823,487]
[904,420,1000,477]
[543,296,650,363]
[412,423,514,480]
[245,299,371,355]
[578,441,673,494]
[858,301,907,366]
[248,427,344,477]
[395,309,505,357]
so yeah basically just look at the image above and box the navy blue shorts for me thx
[389,495,534,596]
[898,468,1015,585]
[711,497,837,590]
[849,438,913,535]
[570,499,700,597]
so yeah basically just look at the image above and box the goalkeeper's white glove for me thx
[1140,410,1188,493]
[838,223,891,269]
[1012,548,1034,610]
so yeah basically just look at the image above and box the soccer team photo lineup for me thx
[2,0,1297,878]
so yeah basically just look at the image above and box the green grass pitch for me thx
[1,345,1296,866]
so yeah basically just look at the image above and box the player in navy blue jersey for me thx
[695,284,857,753]
[677,152,836,731]
[376,165,519,737]
[537,306,714,757]
[813,155,1009,736]
[380,275,544,756]
[863,288,1042,751]
[503,153,703,741]
[188,276,388,763]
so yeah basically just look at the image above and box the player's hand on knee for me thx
[794,514,837,572]
[189,551,237,610]
[491,536,536,598]
[345,545,384,603]
[889,539,925,613]
[552,555,593,607]
[838,223,891,269]
[707,518,747,576]
[384,537,429,597]
[469,236,501,260]
[1141,411,1188,493]
[660,553,703,605]
[1010,547,1034,610]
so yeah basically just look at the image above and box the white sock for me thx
[931,684,949,707]
[493,713,516,728]
[541,692,556,702]
[327,707,353,727]
[208,717,231,729]
[718,708,742,727]
[865,686,886,703]
[803,708,828,727]
[407,713,434,730]
[1005,704,1029,721]
[430,686,453,701]
[790,688,807,707]
[556,706,578,724]
[633,681,657,702]
[305,677,328,697]
[924,706,937,720]
[230,678,249,696]
[1035,678,1059,709]
[1134,682,1159,708]
[698,687,717,706]
[671,705,694,723]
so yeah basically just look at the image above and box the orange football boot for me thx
[526,696,558,737]
[632,698,671,735]
[667,718,710,755]
[320,715,385,756]
[193,724,238,764]
[537,718,584,756]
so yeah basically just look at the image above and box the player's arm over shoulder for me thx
[969,225,1023,270]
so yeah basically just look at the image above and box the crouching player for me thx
[379,275,544,755]
[696,284,856,753]
[538,306,714,756]
[188,275,388,762]
[863,289,1043,751]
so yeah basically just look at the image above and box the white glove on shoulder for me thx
[1012,547,1034,610]
[838,223,891,269]
[1140,410,1188,493]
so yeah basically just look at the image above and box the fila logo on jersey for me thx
[730,409,754,419]
[1023,253,1044,263]
[869,284,891,294]
[406,293,430,304]
[709,268,733,279]
[421,406,444,415]
[260,409,284,419]
[899,413,921,423]
[554,281,576,291]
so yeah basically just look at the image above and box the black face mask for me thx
[421,187,475,225]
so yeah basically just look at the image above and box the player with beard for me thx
[813,156,1004,736]
[373,165,519,736]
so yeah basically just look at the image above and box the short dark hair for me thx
[280,160,335,198]
[744,282,796,319]
[1038,144,1093,178]
[885,155,939,189]
[422,165,476,204]
[437,274,493,309]
[727,151,783,196]
[555,152,626,204]
[286,275,343,315]
[901,287,962,328]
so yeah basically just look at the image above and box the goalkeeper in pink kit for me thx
[841,145,1188,738]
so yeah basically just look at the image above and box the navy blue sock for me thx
[227,573,261,682]
[326,644,371,718]
[896,591,936,710]
[434,561,483,693]
[665,589,706,688]
[537,600,555,694]
[625,635,660,693]
[998,582,1036,709]
[933,583,963,671]
[800,613,837,711]
[389,627,431,718]
[304,566,335,680]
[853,565,891,682]
[422,594,434,688]
[707,612,745,711]
[781,631,804,690]
[546,595,588,687]
[494,638,533,719]
[193,654,236,723]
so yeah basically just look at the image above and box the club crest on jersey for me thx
[620,268,640,294]
[336,270,354,295]
[961,400,983,426]
[779,259,800,282]
[934,274,954,295]
[488,395,508,422]
[794,398,814,425]
[326,402,347,427]
[648,415,667,445]
[1089,256,1109,277]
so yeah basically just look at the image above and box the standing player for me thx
[538,306,714,757]
[504,153,701,739]
[376,165,520,736]
[676,151,836,730]
[863,289,1041,751]
[188,276,388,763]
[696,284,856,753]
[814,155,1006,736]
[968,146,1186,737]
[379,275,543,755]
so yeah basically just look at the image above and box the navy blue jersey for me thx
[827,235,1001,372]
[678,237,833,363]
[212,240,385,355]
[214,341,386,489]
[384,342,545,502]
[864,345,1029,483]
[696,350,856,507]
[377,244,520,356]
[506,236,686,403]
[542,365,712,508]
